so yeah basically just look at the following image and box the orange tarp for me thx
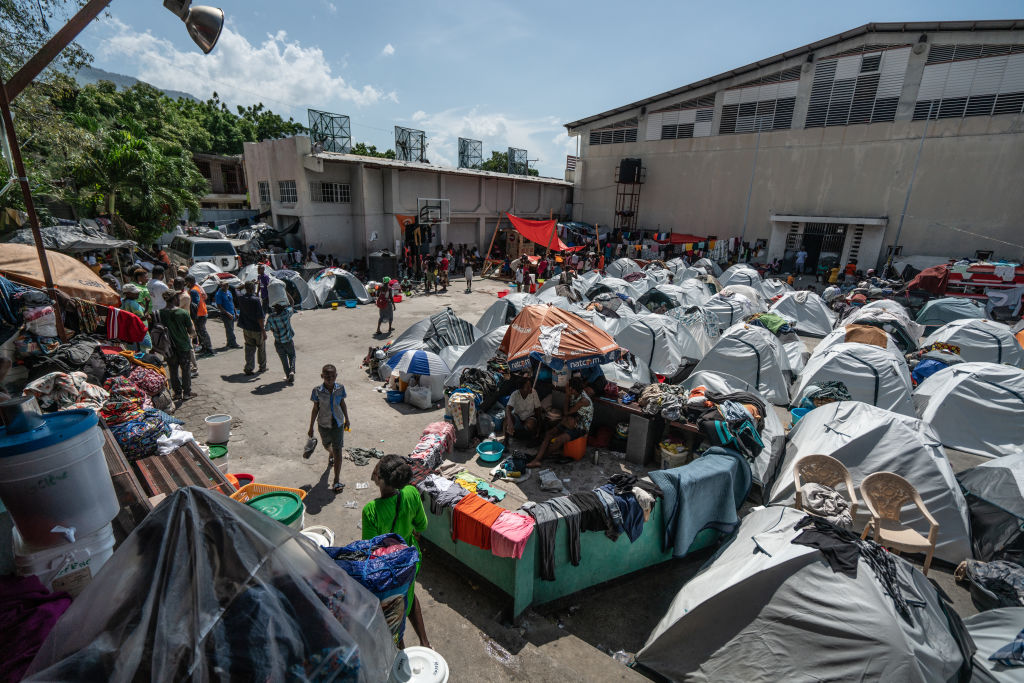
[499,304,621,371]
[0,243,119,305]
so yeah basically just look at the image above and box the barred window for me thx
[258,181,270,203]
[278,180,297,203]
[311,181,351,203]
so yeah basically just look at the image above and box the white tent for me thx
[637,506,965,682]
[236,263,261,283]
[963,608,1024,683]
[272,269,318,310]
[703,291,763,332]
[681,370,785,487]
[187,262,222,281]
[761,278,793,299]
[842,305,923,351]
[914,362,1024,458]
[719,264,764,293]
[476,293,540,333]
[862,298,912,318]
[583,277,643,301]
[642,264,672,285]
[604,257,642,279]
[691,323,791,404]
[768,290,836,337]
[792,341,915,416]
[612,314,710,377]
[198,272,242,295]
[718,284,766,308]
[388,308,481,359]
[600,352,653,387]
[816,324,903,356]
[691,257,722,277]
[915,296,988,332]
[305,268,371,305]
[443,325,508,387]
[922,318,1024,368]
[768,401,973,564]
[640,281,712,310]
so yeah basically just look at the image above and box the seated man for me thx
[578,365,606,398]
[527,378,593,468]
[503,376,542,442]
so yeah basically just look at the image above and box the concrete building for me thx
[565,20,1024,270]
[242,136,573,262]
[193,153,251,223]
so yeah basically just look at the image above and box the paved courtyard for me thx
[171,276,979,681]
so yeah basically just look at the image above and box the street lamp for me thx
[0,0,225,339]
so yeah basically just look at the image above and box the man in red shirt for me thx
[439,254,450,291]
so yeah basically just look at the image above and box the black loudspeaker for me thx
[619,158,642,183]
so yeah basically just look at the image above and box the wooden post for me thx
[481,213,503,278]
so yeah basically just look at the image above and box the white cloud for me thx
[98,18,394,115]
[324,1,337,13]
[381,43,395,57]
[402,107,574,177]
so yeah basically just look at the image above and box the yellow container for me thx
[230,482,308,504]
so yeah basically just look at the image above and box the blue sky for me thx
[75,0,1022,176]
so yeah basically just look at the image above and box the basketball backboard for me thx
[417,198,450,225]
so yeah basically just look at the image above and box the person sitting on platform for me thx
[527,377,593,468]
[503,376,542,442]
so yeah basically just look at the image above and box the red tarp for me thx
[506,213,584,252]
[654,233,708,245]
[906,265,950,296]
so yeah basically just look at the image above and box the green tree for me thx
[350,142,396,159]
[478,150,539,176]
[1,0,91,76]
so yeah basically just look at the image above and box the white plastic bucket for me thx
[205,414,232,443]
[300,525,335,547]
[13,523,115,596]
[0,410,118,548]
[389,646,450,683]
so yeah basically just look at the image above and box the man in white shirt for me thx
[503,376,542,441]
[148,265,170,312]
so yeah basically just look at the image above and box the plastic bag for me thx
[23,305,57,337]
[25,486,397,682]
[405,385,432,410]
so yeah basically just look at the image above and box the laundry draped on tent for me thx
[499,304,621,371]
[505,213,584,252]
[0,244,119,305]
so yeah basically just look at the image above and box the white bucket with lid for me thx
[389,646,449,683]
[300,525,335,547]
[13,522,116,596]
[205,414,232,443]
[0,406,119,548]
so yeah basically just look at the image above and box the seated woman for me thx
[527,377,593,468]
[503,376,542,442]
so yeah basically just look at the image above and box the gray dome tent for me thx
[768,290,836,337]
[443,325,508,388]
[768,401,973,564]
[915,296,989,335]
[306,268,371,306]
[703,291,763,332]
[963,608,1024,683]
[761,278,793,299]
[914,362,1024,458]
[272,269,318,310]
[691,322,790,405]
[612,314,711,377]
[718,264,765,297]
[792,341,915,416]
[387,308,481,360]
[475,293,540,334]
[604,257,642,279]
[922,318,1024,368]
[584,277,643,301]
[957,453,1024,564]
[636,506,966,682]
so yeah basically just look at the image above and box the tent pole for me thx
[481,213,502,278]
[0,76,68,341]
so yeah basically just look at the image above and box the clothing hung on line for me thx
[522,501,567,581]
[451,493,505,551]
[106,307,147,343]
[791,514,912,624]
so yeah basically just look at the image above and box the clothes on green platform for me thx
[454,470,506,502]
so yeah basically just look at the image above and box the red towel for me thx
[106,307,148,343]
[451,494,505,550]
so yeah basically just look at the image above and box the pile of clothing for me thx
[521,474,664,581]
[906,343,964,385]
[637,383,689,421]
[408,422,454,470]
[684,387,767,462]
[453,368,503,406]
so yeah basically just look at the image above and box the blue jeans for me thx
[220,312,237,346]
[274,339,296,376]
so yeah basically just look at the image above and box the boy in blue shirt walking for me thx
[308,364,350,493]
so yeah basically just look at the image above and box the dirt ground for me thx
[169,274,982,681]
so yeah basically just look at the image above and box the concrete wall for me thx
[574,115,1024,264]
[244,136,572,262]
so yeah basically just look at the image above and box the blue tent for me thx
[915,296,988,335]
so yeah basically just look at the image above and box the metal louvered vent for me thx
[806,47,910,128]
[915,43,1024,120]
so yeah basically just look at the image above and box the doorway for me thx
[799,223,846,275]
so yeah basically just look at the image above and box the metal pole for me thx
[886,101,934,276]
[0,77,68,340]
[739,123,763,255]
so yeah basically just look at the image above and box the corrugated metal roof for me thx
[564,20,1024,131]
[310,151,573,187]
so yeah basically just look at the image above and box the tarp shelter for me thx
[7,224,135,251]
[476,293,540,334]
[957,453,1024,564]
[604,257,642,279]
[306,268,371,305]
[963,608,1024,683]
[768,401,973,564]
[914,363,1024,458]
[915,296,989,334]
[792,341,915,416]
[443,325,508,388]
[923,318,1024,368]
[24,487,396,681]
[272,269,318,310]
[703,291,764,332]
[199,272,242,296]
[681,370,786,488]
[691,322,791,405]
[636,506,965,682]
[388,308,481,359]
[499,304,621,371]
[768,290,836,337]
[188,262,223,280]
[0,243,119,305]
[613,314,710,377]
[505,213,584,252]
